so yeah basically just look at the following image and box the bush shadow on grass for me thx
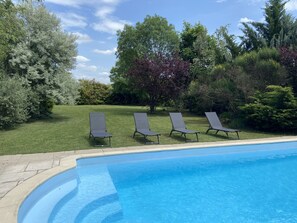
[1,114,71,132]
[30,114,71,124]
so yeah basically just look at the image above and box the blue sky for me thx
[43,0,297,84]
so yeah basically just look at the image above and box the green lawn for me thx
[0,105,289,155]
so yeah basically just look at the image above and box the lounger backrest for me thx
[90,112,106,132]
[169,112,186,130]
[134,113,150,130]
[205,112,222,128]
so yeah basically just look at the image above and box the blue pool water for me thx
[19,142,297,223]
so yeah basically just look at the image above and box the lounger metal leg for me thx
[206,129,210,134]
[109,137,111,147]
[133,131,136,138]
[225,132,229,137]
[236,131,239,139]
[184,134,187,142]
[196,133,199,142]
[169,130,173,136]
[144,135,147,143]
[215,130,219,134]
[157,135,160,144]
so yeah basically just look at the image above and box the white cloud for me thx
[237,17,254,27]
[216,0,226,3]
[94,47,117,55]
[93,18,131,34]
[57,13,87,28]
[96,6,115,18]
[72,32,92,44]
[92,1,132,35]
[286,0,297,11]
[46,0,120,7]
[239,17,254,24]
[76,55,90,62]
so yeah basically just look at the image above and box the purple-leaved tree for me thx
[128,54,190,113]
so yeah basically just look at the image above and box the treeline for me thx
[108,0,297,131]
[2,0,297,132]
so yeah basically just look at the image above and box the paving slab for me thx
[26,160,53,171]
[0,182,18,198]
[0,171,37,184]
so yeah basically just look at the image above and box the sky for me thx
[42,0,297,84]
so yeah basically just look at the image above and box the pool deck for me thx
[1,136,297,223]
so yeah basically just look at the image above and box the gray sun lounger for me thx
[169,112,199,142]
[89,112,112,146]
[205,112,240,139]
[133,113,160,144]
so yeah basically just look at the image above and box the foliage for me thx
[180,22,216,79]
[52,72,79,105]
[0,75,29,129]
[8,1,77,118]
[111,15,180,103]
[77,79,111,105]
[279,47,297,95]
[183,64,243,114]
[0,0,24,71]
[184,48,287,114]
[240,85,297,130]
[240,0,297,50]
[214,26,241,63]
[234,47,286,93]
[109,65,144,105]
[127,54,190,112]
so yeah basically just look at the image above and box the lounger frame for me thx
[169,112,199,142]
[205,112,240,139]
[133,113,160,144]
[89,112,112,146]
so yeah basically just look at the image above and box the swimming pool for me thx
[19,141,297,223]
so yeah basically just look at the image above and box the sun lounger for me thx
[133,113,160,144]
[205,112,240,139]
[169,112,199,142]
[89,112,112,146]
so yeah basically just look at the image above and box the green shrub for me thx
[240,85,297,131]
[0,77,29,129]
[77,79,111,105]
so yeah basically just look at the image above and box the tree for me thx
[240,0,297,50]
[214,26,241,63]
[180,22,216,79]
[0,75,29,129]
[279,47,297,95]
[111,15,180,103]
[128,54,190,113]
[8,1,77,118]
[77,79,111,105]
[0,0,24,71]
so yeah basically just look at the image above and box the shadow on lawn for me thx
[85,135,112,147]
[132,134,160,144]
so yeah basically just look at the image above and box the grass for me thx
[0,105,291,155]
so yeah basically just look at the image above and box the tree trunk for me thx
[149,104,155,113]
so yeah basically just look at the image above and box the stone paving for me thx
[0,149,105,199]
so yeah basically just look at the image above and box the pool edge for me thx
[2,136,297,223]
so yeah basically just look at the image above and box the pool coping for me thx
[2,136,297,223]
